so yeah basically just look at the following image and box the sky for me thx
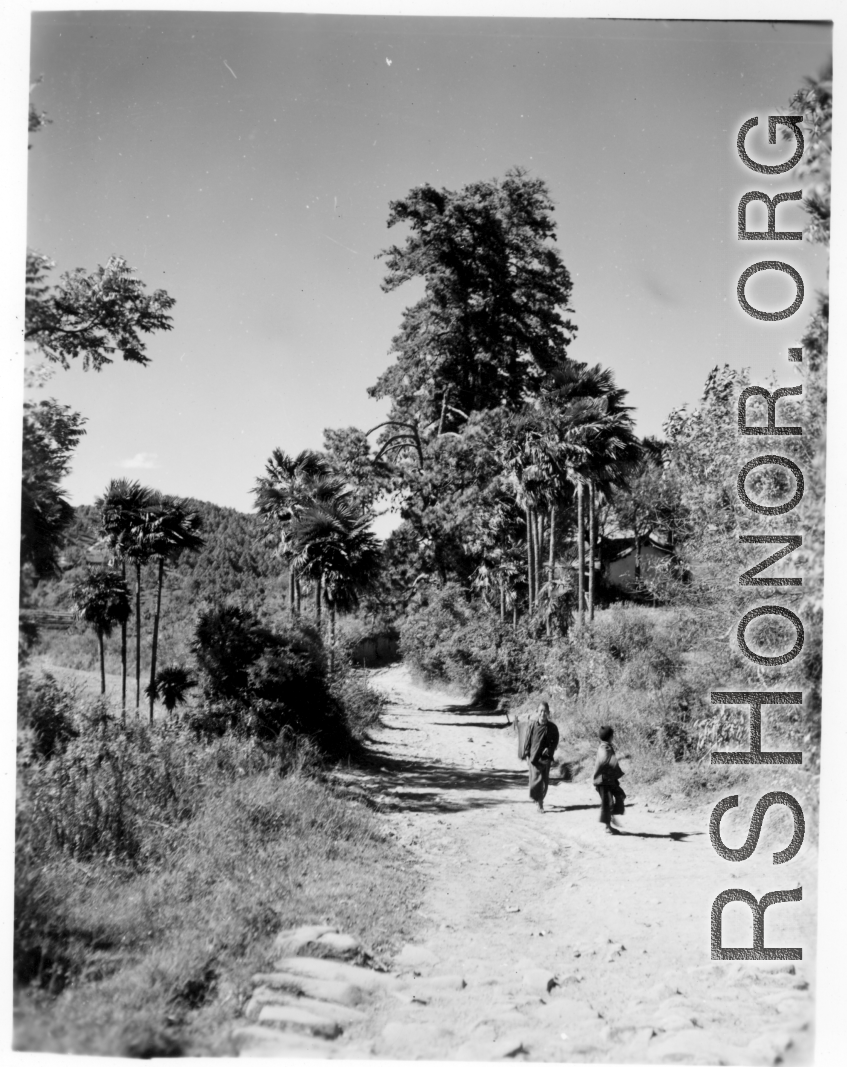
[23,12,832,516]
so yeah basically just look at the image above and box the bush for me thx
[17,672,78,760]
[189,605,347,749]
[191,603,271,702]
[331,666,386,738]
[401,583,546,700]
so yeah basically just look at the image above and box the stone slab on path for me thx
[256,1003,343,1038]
[245,987,368,1025]
[273,954,392,993]
[273,924,338,955]
[273,925,368,961]
[231,1024,336,1059]
[251,971,365,1007]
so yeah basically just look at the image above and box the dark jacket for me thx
[592,741,624,786]
[528,720,560,766]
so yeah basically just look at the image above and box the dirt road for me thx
[334,665,817,1064]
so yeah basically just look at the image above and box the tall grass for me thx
[14,673,417,1056]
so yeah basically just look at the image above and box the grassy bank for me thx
[14,675,422,1056]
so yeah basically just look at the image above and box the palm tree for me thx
[253,449,350,619]
[143,497,204,722]
[97,479,156,714]
[146,664,196,715]
[70,570,131,698]
[543,362,638,624]
[502,410,567,616]
[288,501,382,672]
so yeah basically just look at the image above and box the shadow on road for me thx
[613,829,705,842]
[433,721,512,730]
[352,746,529,813]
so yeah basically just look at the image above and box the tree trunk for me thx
[635,532,642,588]
[547,505,556,637]
[98,630,106,696]
[288,569,295,619]
[499,578,505,625]
[148,557,164,724]
[330,601,336,673]
[512,603,518,629]
[135,561,142,712]
[576,482,585,626]
[295,578,302,615]
[314,576,322,627]
[525,504,535,610]
[588,481,597,623]
[120,560,127,722]
[535,511,544,606]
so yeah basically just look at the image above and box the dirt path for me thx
[331,665,817,1064]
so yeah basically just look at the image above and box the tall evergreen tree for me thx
[370,168,577,431]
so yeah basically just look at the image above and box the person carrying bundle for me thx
[521,701,559,813]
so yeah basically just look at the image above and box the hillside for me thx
[26,498,289,677]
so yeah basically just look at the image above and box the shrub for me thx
[17,672,78,760]
[191,603,271,702]
[401,583,547,700]
[189,605,369,756]
[331,666,386,738]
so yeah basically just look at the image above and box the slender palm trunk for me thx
[329,601,336,673]
[149,558,164,724]
[535,511,544,606]
[314,576,322,628]
[635,532,642,587]
[120,559,127,721]
[135,561,142,712]
[288,569,295,619]
[576,482,585,626]
[295,578,302,615]
[499,579,505,625]
[549,504,556,581]
[525,504,535,610]
[588,482,597,623]
[98,630,106,696]
[547,504,556,638]
[512,603,518,629]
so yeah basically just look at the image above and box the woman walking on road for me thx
[525,702,559,813]
[593,725,626,834]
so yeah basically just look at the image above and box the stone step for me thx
[273,955,392,992]
[273,924,339,956]
[251,971,364,1007]
[256,1004,342,1039]
[231,1024,334,1059]
[247,987,368,1025]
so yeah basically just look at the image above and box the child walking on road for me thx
[593,726,626,834]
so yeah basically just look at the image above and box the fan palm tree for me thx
[143,497,204,722]
[96,479,156,714]
[543,362,638,624]
[146,664,196,715]
[501,410,568,615]
[253,449,350,618]
[288,501,382,671]
[70,570,132,698]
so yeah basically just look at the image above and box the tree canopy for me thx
[25,251,176,371]
[369,167,577,431]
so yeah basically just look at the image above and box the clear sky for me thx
[25,12,831,514]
